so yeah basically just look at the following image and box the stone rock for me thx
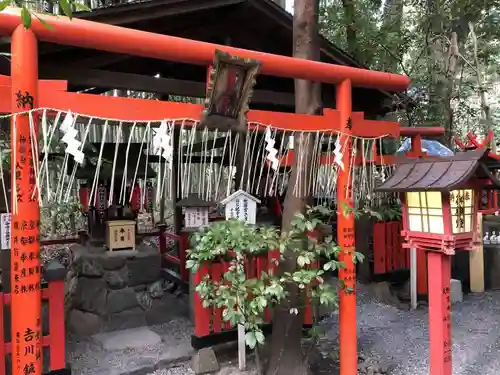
[73,247,129,276]
[378,361,396,373]
[93,326,161,351]
[65,273,78,297]
[101,253,127,271]
[104,266,129,289]
[451,278,463,303]
[165,281,177,294]
[103,307,147,332]
[123,356,157,375]
[396,279,411,301]
[106,287,139,314]
[191,347,220,374]
[133,284,147,292]
[73,277,108,315]
[127,251,161,286]
[136,290,153,310]
[148,280,164,299]
[370,282,400,305]
[217,367,258,375]
[74,253,104,277]
[158,341,194,366]
[358,362,368,373]
[68,309,103,335]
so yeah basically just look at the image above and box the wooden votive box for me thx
[106,220,136,251]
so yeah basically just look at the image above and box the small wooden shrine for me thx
[70,142,157,247]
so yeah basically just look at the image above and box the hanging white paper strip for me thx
[264,127,279,171]
[60,110,85,164]
[333,136,344,171]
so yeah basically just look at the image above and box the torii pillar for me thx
[10,26,43,375]
[337,79,357,375]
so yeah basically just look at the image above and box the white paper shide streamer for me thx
[264,127,279,171]
[60,110,85,164]
[333,136,344,171]
[153,120,173,162]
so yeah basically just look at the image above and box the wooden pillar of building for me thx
[336,79,357,375]
[10,25,42,375]
[469,212,484,293]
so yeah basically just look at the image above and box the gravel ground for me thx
[136,282,500,375]
[322,283,500,375]
[147,364,194,375]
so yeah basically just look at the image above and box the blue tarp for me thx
[397,138,453,157]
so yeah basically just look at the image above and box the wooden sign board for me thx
[185,207,209,228]
[0,212,10,250]
[221,190,261,225]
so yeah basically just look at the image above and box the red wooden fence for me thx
[193,251,314,340]
[372,221,408,275]
[0,280,66,375]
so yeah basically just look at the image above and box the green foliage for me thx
[1,0,91,29]
[187,206,364,349]
[320,0,500,140]
[40,198,84,239]
[341,200,401,222]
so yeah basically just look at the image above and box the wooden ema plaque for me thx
[106,220,136,251]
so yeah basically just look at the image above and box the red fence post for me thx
[43,260,68,371]
[193,263,211,338]
[0,291,4,375]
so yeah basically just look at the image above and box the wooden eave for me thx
[375,149,500,193]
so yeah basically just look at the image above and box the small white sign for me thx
[221,190,260,225]
[0,213,11,250]
[185,207,209,229]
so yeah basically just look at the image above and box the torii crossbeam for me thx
[0,7,442,375]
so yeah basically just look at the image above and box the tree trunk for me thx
[379,0,403,73]
[442,32,459,146]
[265,0,321,374]
[341,0,359,61]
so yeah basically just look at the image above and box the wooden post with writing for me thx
[10,26,42,375]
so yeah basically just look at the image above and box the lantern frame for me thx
[376,149,500,255]
[400,188,480,255]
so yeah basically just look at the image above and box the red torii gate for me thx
[0,7,443,375]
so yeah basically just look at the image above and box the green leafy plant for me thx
[186,205,364,353]
[0,0,91,29]
[341,200,402,222]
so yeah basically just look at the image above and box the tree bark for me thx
[265,0,321,375]
[379,0,403,73]
[341,0,360,61]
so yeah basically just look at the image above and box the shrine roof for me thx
[177,194,214,207]
[0,0,393,115]
[221,190,261,205]
[375,149,500,193]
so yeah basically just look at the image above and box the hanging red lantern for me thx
[130,183,141,212]
[79,181,89,213]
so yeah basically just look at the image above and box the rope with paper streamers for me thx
[0,108,393,214]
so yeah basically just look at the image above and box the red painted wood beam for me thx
[0,8,409,91]
[400,127,444,137]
